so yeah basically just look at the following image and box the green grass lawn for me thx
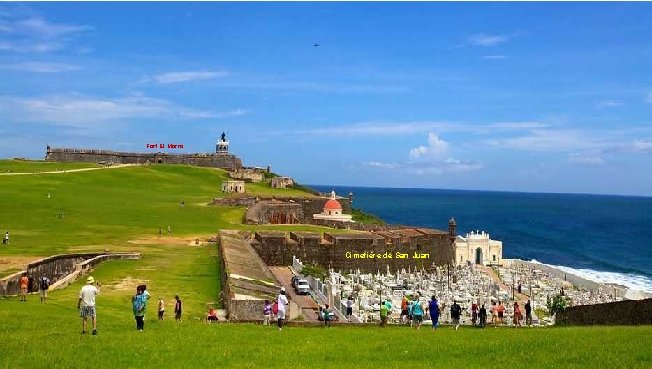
[0,163,330,256]
[1,161,650,368]
[0,159,100,173]
[0,306,649,369]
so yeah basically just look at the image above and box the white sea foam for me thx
[528,259,652,294]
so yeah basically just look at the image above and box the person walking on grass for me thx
[491,301,497,327]
[471,300,478,326]
[427,296,440,330]
[263,300,272,326]
[400,295,409,324]
[323,304,332,328]
[78,276,100,335]
[174,295,182,322]
[379,299,389,328]
[346,296,354,322]
[525,300,532,326]
[479,304,487,328]
[497,301,506,326]
[132,287,146,331]
[450,300,462,331]
[407,296,414,327]
[19,272,29,302]
[3,231,8,245]
[39,275,50,303]
[276,287,289,331]
[412,295,424,330]
[157,297,165,320]
[513,302,523,328]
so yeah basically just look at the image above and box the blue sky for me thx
[1,2,651,196]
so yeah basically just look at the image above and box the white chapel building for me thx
[455,230,503,266]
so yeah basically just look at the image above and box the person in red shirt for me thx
[19,273,29,302]
[497,301,506,326]
[513,302,523,327]
[400,296,409,324]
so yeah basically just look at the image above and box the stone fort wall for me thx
[0,253,141,296]
[556,298,652,326]
[249,229,455,273]
[45,147,243,170]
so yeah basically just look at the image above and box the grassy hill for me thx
[0,160,650,368]
[0,162,322,257]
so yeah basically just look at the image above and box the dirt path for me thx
[128,235,209,247]
[1,164,136,176]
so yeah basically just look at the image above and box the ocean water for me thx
[311,185,652,293]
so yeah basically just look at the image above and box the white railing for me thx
[291,256,360,323]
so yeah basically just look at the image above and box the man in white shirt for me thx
[78,276,100,335]
[276,287,289,330]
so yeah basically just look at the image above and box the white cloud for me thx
[597,100,624,108]
[0,12,92,53]
[488,129,592,151]
[297,121,546,137]
[362,161,398,169]
[152,70,229,84]
[0,61,80,73]
[482,55,507,60]
[409,133,449,160]
[568,153,604,165]
[489,129,652,156]
[628,140,652,153]
[362,133,482,175]
[469,34,510,47]
[214,80,410,94]
[362,158,482,175]
[0,94,247,127]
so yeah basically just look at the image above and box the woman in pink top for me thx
[513,302,522,327]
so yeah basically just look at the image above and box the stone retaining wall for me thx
[0,252,141,296]
[556,298,652,325]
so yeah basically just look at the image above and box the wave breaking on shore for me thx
[529,259,652,294]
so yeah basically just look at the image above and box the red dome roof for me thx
[324,199,342,210]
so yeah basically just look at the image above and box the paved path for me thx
[269,266,320,321]
[478,265,530,302]
[1,164,136,176]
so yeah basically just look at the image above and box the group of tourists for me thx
[15,272,50,303]
[130,286,184,331]
[75,276,184,335]
[262,287,290,330]
[266,289,536,329]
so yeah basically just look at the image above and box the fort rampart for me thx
[45,147,242,170]
[249,229,455,273]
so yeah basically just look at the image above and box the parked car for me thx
[291,276,299,289]
[294,279,310,295]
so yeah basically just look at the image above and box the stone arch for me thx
[475,247,483,265]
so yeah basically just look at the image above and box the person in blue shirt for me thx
[132,285,150,331]
[412,295,424,330]
[427,295,440,330]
